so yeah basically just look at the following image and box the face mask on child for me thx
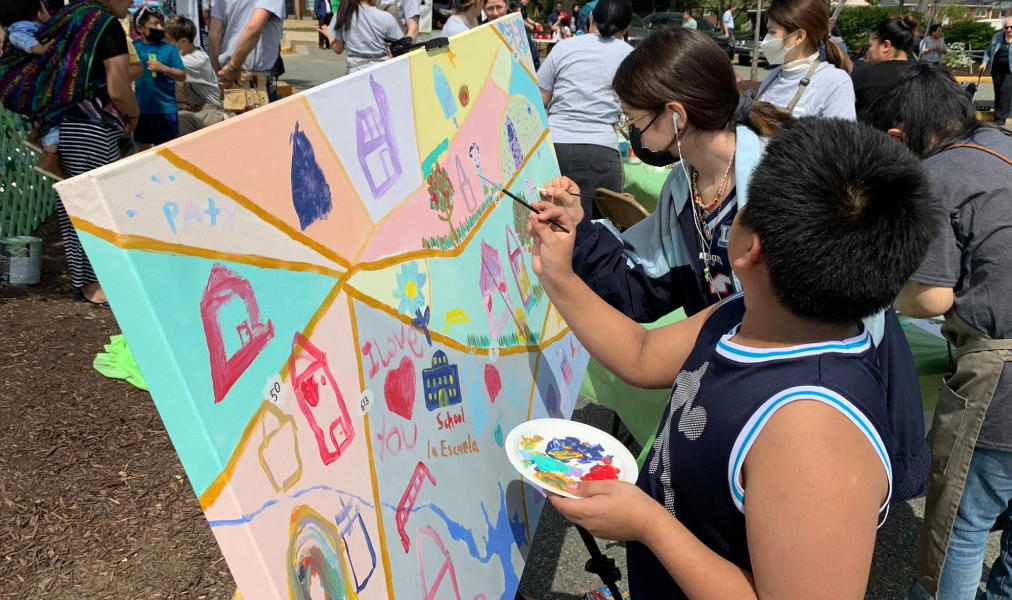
[146,29,166,42]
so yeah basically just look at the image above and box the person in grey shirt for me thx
[682,10,696,29]
[919,24,946,64]
[868,63,1012,600]
[209,0,285,100]
[321,0,402,73]
[537,0,633,219]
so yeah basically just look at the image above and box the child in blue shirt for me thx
[529,118,937,600]
[132,6,185,150]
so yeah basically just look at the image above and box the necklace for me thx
[691,153,735,212]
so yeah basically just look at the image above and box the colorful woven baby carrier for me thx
[0,0,116,118]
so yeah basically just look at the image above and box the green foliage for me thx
[942,21,996,50]
[942,41,974,69]
[466,334,492,348]
[420,194,495,250]
[835,7,923,53]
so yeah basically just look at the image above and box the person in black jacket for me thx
[540,26,931,504]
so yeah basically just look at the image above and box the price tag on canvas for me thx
[357,390,375,417]
[263,374,287,409]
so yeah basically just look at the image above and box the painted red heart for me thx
[384,356,416,421]
[484,364,502,403]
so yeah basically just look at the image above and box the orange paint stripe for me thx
[355,127,551,273]
[350,295,398,600]
[537,326,572,351]
[199,402,269,510]
[159,148,353,270]
[344,285,541,357]
[490,23,538,84]
[72,217,346,280]
[198,280,346,509]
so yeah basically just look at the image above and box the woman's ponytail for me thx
[591,0,631,39]
[824,37,852,73]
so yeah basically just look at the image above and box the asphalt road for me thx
[282,46,1003,600]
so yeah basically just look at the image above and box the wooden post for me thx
[750,0,762,82]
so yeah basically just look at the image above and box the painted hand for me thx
[549,480,665,542]
[527,202,575,287]
[541,176,584,225]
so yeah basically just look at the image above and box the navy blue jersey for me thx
[627,294,893,600]
[676,189,738,305]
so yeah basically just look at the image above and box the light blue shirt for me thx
[7,21,40,53]
[722,10,734,35]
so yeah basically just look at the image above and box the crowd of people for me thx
[3,1,1012,599]
[525,0,1011,598]
[0,0,286,305]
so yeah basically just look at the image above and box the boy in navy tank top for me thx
[528,118,937,600]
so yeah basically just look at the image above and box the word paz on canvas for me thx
[163,197,236,235]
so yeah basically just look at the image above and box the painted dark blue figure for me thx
[290,120,333,230]
[412,306,432,346]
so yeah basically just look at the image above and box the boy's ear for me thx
[732,231,762,272]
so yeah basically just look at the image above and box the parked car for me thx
[626,12,735,59]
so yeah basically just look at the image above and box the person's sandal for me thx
[75,288,109,308]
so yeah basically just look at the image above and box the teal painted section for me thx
[421,138,450,179]
[78,233,340,496]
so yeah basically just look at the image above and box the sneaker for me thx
[34,151,67,181]
[22,130,42,154]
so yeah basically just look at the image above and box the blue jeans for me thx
[911,447,1012,600]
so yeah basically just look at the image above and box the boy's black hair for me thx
[0,0,41,27]
[742,118,937,325]
[863,62,1011,158]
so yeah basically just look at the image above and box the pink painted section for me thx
[358,80,510,263]
[171,99,372,262]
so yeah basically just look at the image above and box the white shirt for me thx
[441,15,471,37]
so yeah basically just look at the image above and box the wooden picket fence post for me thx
[0,106,58,238]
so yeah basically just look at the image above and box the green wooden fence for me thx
[0,107,58,238]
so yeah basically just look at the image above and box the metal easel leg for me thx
[576,524,624,600]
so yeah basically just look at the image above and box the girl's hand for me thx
[541,176,585,225]
[549,480,667,542]
[528,203,575,287]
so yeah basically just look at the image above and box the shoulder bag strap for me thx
[784,60,820,114]
[945,143,1012,166]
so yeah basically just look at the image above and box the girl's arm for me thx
[529,204,718,389]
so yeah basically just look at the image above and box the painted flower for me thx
[393,261,427,316]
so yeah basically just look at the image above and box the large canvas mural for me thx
[55,14,589,600]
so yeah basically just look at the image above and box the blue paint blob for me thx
[150,175,157,182]
[168,175,176,182]
[289,120,334,230]
[126,209,135,217]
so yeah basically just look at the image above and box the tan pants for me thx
[179,105,227,136]
[916,310,1012,596]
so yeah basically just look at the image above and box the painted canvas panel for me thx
[55,15,589,600]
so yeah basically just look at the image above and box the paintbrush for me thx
[478,174,570,233]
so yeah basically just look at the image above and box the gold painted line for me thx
[351,295,399,600]
[159,149,353,270]
[72,217,346,280]
[199,401,269,510]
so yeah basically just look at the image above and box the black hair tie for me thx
[734,89,756,124]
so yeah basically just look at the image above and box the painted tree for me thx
[427,163,458,243]
[512,191,534,251]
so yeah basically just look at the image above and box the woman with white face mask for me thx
[755,0,855,119]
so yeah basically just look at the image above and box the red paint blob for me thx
[580,458,621,481]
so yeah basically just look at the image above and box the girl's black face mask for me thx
[146,28,166,42]
[629,124,677,167]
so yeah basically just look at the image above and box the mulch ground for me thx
[0,215,235,600]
